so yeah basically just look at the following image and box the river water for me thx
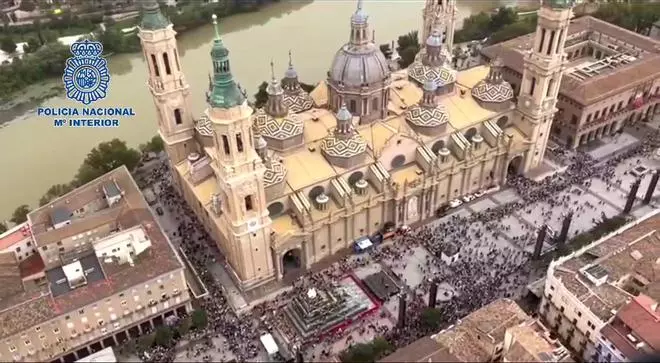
[0,0,532,220]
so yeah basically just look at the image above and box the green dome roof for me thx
[140,0,170,31]
[208,14,245,109]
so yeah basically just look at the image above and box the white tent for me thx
[260,333,279,356]
[356,237,373,251]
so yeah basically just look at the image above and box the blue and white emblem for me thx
[62,40,110,105]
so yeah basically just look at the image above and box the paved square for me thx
[587,178,627,211]
[468,198,498,213]
[490,189,521,204]
[587,133,639,160]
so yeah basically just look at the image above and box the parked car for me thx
[462,194,476,203]
[449,199,463,208]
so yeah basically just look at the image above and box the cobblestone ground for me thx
[121,130,658,362]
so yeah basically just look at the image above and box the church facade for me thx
[138,0,575,292]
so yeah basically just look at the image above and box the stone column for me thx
[624,178,642,214]
[428,279,438,308]
[643,170,659,205]
[533,225,548,260]
[397,293,407,328]
[556,211,573,249]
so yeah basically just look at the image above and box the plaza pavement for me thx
[122,130,658,362]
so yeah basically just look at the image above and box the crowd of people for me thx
[123,123,660,362]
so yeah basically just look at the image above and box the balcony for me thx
[577,94,660,133]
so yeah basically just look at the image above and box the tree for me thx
[10,205,30,224]
[175,316,192,337]
[396,31,420,69]
[153,326,173,347]
[253,81,269,109]
[0,37,17,54]
[419,307,444,332]
[140,135,165,154]
[22,37,41,54]
[39,29,58,45]
[74,139,141,185]
[340,337,393,363]
[39,183,74,206]
[191,309,208,330]
[489,7,518,32]
[0,222,7,234]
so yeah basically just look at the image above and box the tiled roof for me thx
[0,166,183,340]
[379,336,458,362]
[616,295,660,351]
[551,210,660,322]
[0,252,24,298]
[481,16,660,105]
[0,223,30,251]
[18,253,45,278]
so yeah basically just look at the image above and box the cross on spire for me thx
[212,14,221,40]
[270,59,276,81]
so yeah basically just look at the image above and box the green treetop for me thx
[140,0,170,31]
[208,14,245,109]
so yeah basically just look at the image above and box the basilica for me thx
[137,0,575,292]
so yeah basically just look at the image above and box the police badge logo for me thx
[62,40,110,105]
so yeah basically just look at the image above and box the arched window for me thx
[221,135,230,155]
[308,186,325,200]
[268,202,284,217]
[391,155,406,169]
[497,116,509,128]
[150,54,160,77]
[163,52,172,75]
[431,140,445,154]
[464,127,477,140]
[348,171,364,185]
[174,109,182,125]
[236,133,244,152]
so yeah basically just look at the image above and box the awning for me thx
[260,333,279,356]
[356,238,373,251]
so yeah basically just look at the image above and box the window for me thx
[78,309,84,315]
[560,306,565,313]
[56,241,62,246]
[546,30,556,55]
[8,346,16,352]
[26,242,31,247]
[550,285,555,291]
[15,246,20,252]
[571,115,578,125]
[372,98,378,110]
[221,135,230,155]
[538,28,546,53]
[150,54,160,77]
[586,114,592,122]
[24,340,31,346]
[244,195,253,211]
[97,319,105,326]
[529,77,537,96]
[174,109,182,125]
[547,78,555,97]
[595,111,600,119]
[236,133,244,152]
[349,99,357,113]
[163,52,171,75]
[53,328,60,334]
[35,327,41,333]
[618,101,623,110]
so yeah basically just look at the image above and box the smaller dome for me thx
[254,110,304,141]
[408,61,457,87]
[405,103,450,128]
[471,80,514,104]
[263,159,287,187]
[320,134,367,159]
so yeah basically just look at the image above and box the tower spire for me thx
[270,59,276,82]
[265,61,287,117]
[208,14,245,109]
[288,50,293,67]
[350,0,369,46]
[139,0,170,30]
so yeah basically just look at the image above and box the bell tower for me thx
[205,15,275,289]
[515,0,573,171]
[422,0,456,51]
[138,0,195,165]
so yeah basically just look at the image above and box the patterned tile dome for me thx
[405,103,450,128]
[471,58,514,103]
[263,159,287,187]
[195,115,214,137]
[408,61,457,87]
[282,92,314,113]
[254,110,303,141]
[320,134,367,159]
[471,81,514,103]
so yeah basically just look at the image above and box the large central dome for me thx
[326,0,391,124]
[329,43,389,87]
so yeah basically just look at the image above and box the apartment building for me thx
[595,294,659,362]
[482,16,660,149]
[539,209,660,362]
[380,298,572,362]
[0,166,206,363]
[0,222,44,282]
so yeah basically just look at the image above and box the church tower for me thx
[422,0,457,51]
[205,15,275,288]
[138,0,195,165]
[515,0,573,171]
